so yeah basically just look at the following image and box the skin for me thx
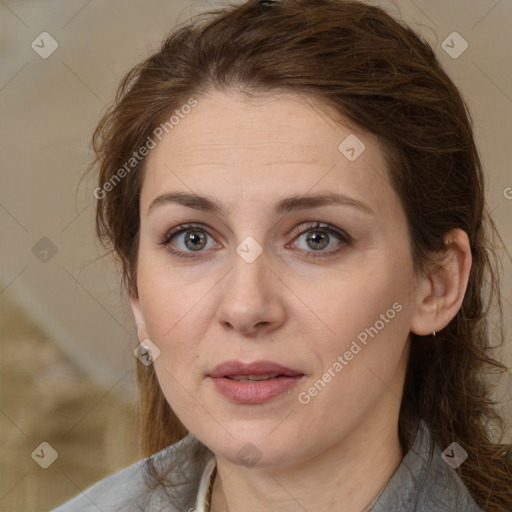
[129,90,472,512]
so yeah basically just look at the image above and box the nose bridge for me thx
[228,239,269,304]
[216,240,284,333]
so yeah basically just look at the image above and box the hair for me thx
[88,0,512,509]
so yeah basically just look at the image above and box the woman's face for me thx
[130,90,423,468]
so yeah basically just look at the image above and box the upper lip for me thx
[208,360,304,378]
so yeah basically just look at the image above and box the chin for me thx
[204,428,302,469]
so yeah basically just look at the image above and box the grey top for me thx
[51,420,485,512]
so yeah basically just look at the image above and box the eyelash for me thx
[159,222,352,259]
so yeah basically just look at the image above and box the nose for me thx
[216,246,286,337]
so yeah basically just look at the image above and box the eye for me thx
[160,222,352,259]
[160,223,219,258]
[289,222,352,258]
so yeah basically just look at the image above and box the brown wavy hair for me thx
[89,0,512,509]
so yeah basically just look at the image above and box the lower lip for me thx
[209,375,304,404]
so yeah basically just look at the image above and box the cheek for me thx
[301,253,413,383]
[135,253,222,362]
[310,300,408,390]
[136,255,213,341]
[135,275,202,394]
[306,271,392,345]
[297,304,410,427]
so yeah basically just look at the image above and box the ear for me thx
[410,228,472,336]
[129,292,149,342]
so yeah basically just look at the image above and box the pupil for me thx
[307,231,328,250]
[186,231,206,250]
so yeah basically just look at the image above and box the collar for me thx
[194,453,216,512]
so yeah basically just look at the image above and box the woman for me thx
[52,0,512,510]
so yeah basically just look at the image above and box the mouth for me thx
[208,359,304,378]
[208,360,305,404]
[225,373,283,382]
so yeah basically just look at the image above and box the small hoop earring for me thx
[432,330,436,337]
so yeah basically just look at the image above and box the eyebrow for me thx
[147,191,374,217]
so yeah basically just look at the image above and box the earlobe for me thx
[410,228,472,336]
[129,293,149,342]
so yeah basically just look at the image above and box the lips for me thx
[208,360,305,404]
[208,360,303,379]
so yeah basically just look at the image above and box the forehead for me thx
[149,91,373,162]
[140,90,394,214]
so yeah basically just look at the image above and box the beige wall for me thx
[1,0,511,509]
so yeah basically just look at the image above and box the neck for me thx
[210,412,403,512]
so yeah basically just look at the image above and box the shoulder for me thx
[50,432,209,512]
[373,421,485,512]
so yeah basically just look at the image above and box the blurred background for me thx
[0,0,511,510]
